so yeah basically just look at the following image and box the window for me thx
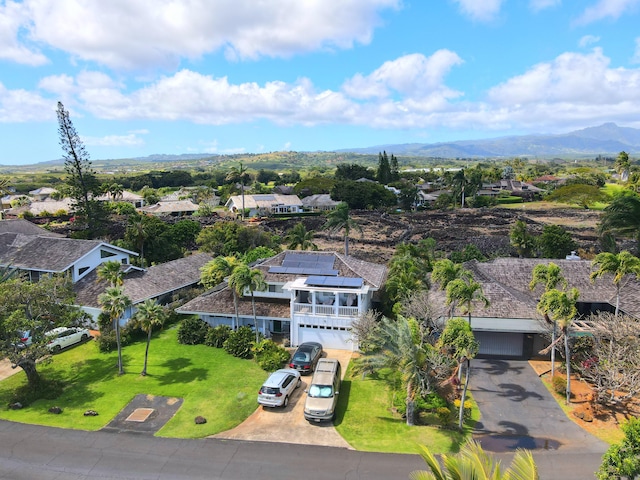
[100,250,116,258]
[78,266,90,276]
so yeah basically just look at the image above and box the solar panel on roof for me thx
[305,276,363,288]
[268,266,338,276]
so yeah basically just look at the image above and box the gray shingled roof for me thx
[429,258,640,320]
[74,252,214,308]
[177,286,291,319]
[0,234,107,272]
[0,219,63,237]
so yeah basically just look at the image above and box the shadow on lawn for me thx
[156,357,209,385]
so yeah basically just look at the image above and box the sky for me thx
[2,0,640,166]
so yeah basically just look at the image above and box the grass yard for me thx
[0,326,267,438]
[335,366,477,455]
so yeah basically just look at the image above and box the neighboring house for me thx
[74,253,213,324]
[416,190,438,207]
[1,194,29,211]
[225,194,303,217]
[301,194,340,212]
[0,219,136,283]
[429,258,640,359]
[177,250,388,351]
[137,200,200,216]
[8,198,75,217]
[97,190,145,208]
[161,188,220,207]
[28,187,58,201]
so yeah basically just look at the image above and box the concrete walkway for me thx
[0,358,20,381]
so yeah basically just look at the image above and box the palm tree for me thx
[431,259,471,292]
[590,251,640,316]
[322,202,362,256]
[537,288,579,404]
[598,193,640,255]
[445,277,489,326]
[284,222,318,251]
[127,213,149,266]
[386,254,428,304]
[201,256,243,328]
[227,162,248,220]
[410,440,538,480]
[529,262,567,377]
[108,183,124,201]
[97,260,124,287]
[133,299,166,376]
[98,286,132,375]
[228,264,267,343]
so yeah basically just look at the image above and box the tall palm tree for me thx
[410,440,538,480]
[228,264,267,343]
[201,256,243,328]
[97,260,124,287]
[386,254,428,304]
[98,286,132,375]
[127,213,149,266]
[284,222,318,251]
[590,251,640,316]
[529,262,567,377]
[598,193,640,255]
[133,299,166,376]
[537,288,579,404]
[322,202,362,256]
[445,277,489,326]
[226,162,248,220]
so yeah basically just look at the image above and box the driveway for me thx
[0,359,20,381]
[212,349,353,448]
[470,359,608,455]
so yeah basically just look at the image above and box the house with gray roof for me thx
[137,200,200,216]
[0,220,136,283]
[74,253,213,323]
[429,257,640,359]
[177,250,387,351]
[301,194,340,212]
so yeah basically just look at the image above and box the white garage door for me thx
[475,332,524,358]
[297,326,353,350]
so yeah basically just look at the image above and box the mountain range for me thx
[337,123,640,158]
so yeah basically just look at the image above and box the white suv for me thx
[257,368,301,408]
[46,327,91,353]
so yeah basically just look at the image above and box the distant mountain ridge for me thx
[338,123,640,157]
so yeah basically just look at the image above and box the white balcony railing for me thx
[293,302,359,318]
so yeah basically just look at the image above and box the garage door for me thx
[297,326,353,350]
[475,332,524,358]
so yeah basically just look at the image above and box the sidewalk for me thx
[0,359,21,381]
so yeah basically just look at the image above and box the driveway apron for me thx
[469,359,608,454]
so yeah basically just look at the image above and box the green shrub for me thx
[423,392,449,411]
[552,375,567,395]
[496,196,523,204]
[205,325,232,348]
[253,339,290,371]
[96,328,133,353]
[177,317,209,345]
[392,387,429,416]
[436,407,452,425]
[223,326,255,359]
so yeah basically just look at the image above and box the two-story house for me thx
[176,250,387,351]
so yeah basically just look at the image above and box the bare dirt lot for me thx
[264,206,604,263]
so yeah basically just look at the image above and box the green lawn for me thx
[335,366,477,454]
[0,326,267,438]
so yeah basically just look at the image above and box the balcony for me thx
[293,302,359,318]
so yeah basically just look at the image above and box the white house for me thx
[0,219,136,283]
[225,194,303,217]
[176,250,388,351]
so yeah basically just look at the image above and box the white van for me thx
[303,358,341,423]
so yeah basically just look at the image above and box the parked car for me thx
[288,342,323,375]
[257,368,302,408]
[15,330,32,349]
[46,327,91,353]
[304,358,342,423]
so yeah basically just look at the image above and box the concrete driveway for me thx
[470,359,608,455]
[212,349,353,448]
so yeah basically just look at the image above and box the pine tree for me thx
[377,151,391,184]
[56,102,105,238]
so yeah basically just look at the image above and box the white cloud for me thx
[81,134,145,147]
[0,83,54,122]
[13,0,400,70]
[342,51,464,100]
[529,0,561,12]
[579,35,601,47]
[451,0,504,22]
[0,1,47,65]
[574,0,640,25]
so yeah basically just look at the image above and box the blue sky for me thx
[2,0,640,165]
